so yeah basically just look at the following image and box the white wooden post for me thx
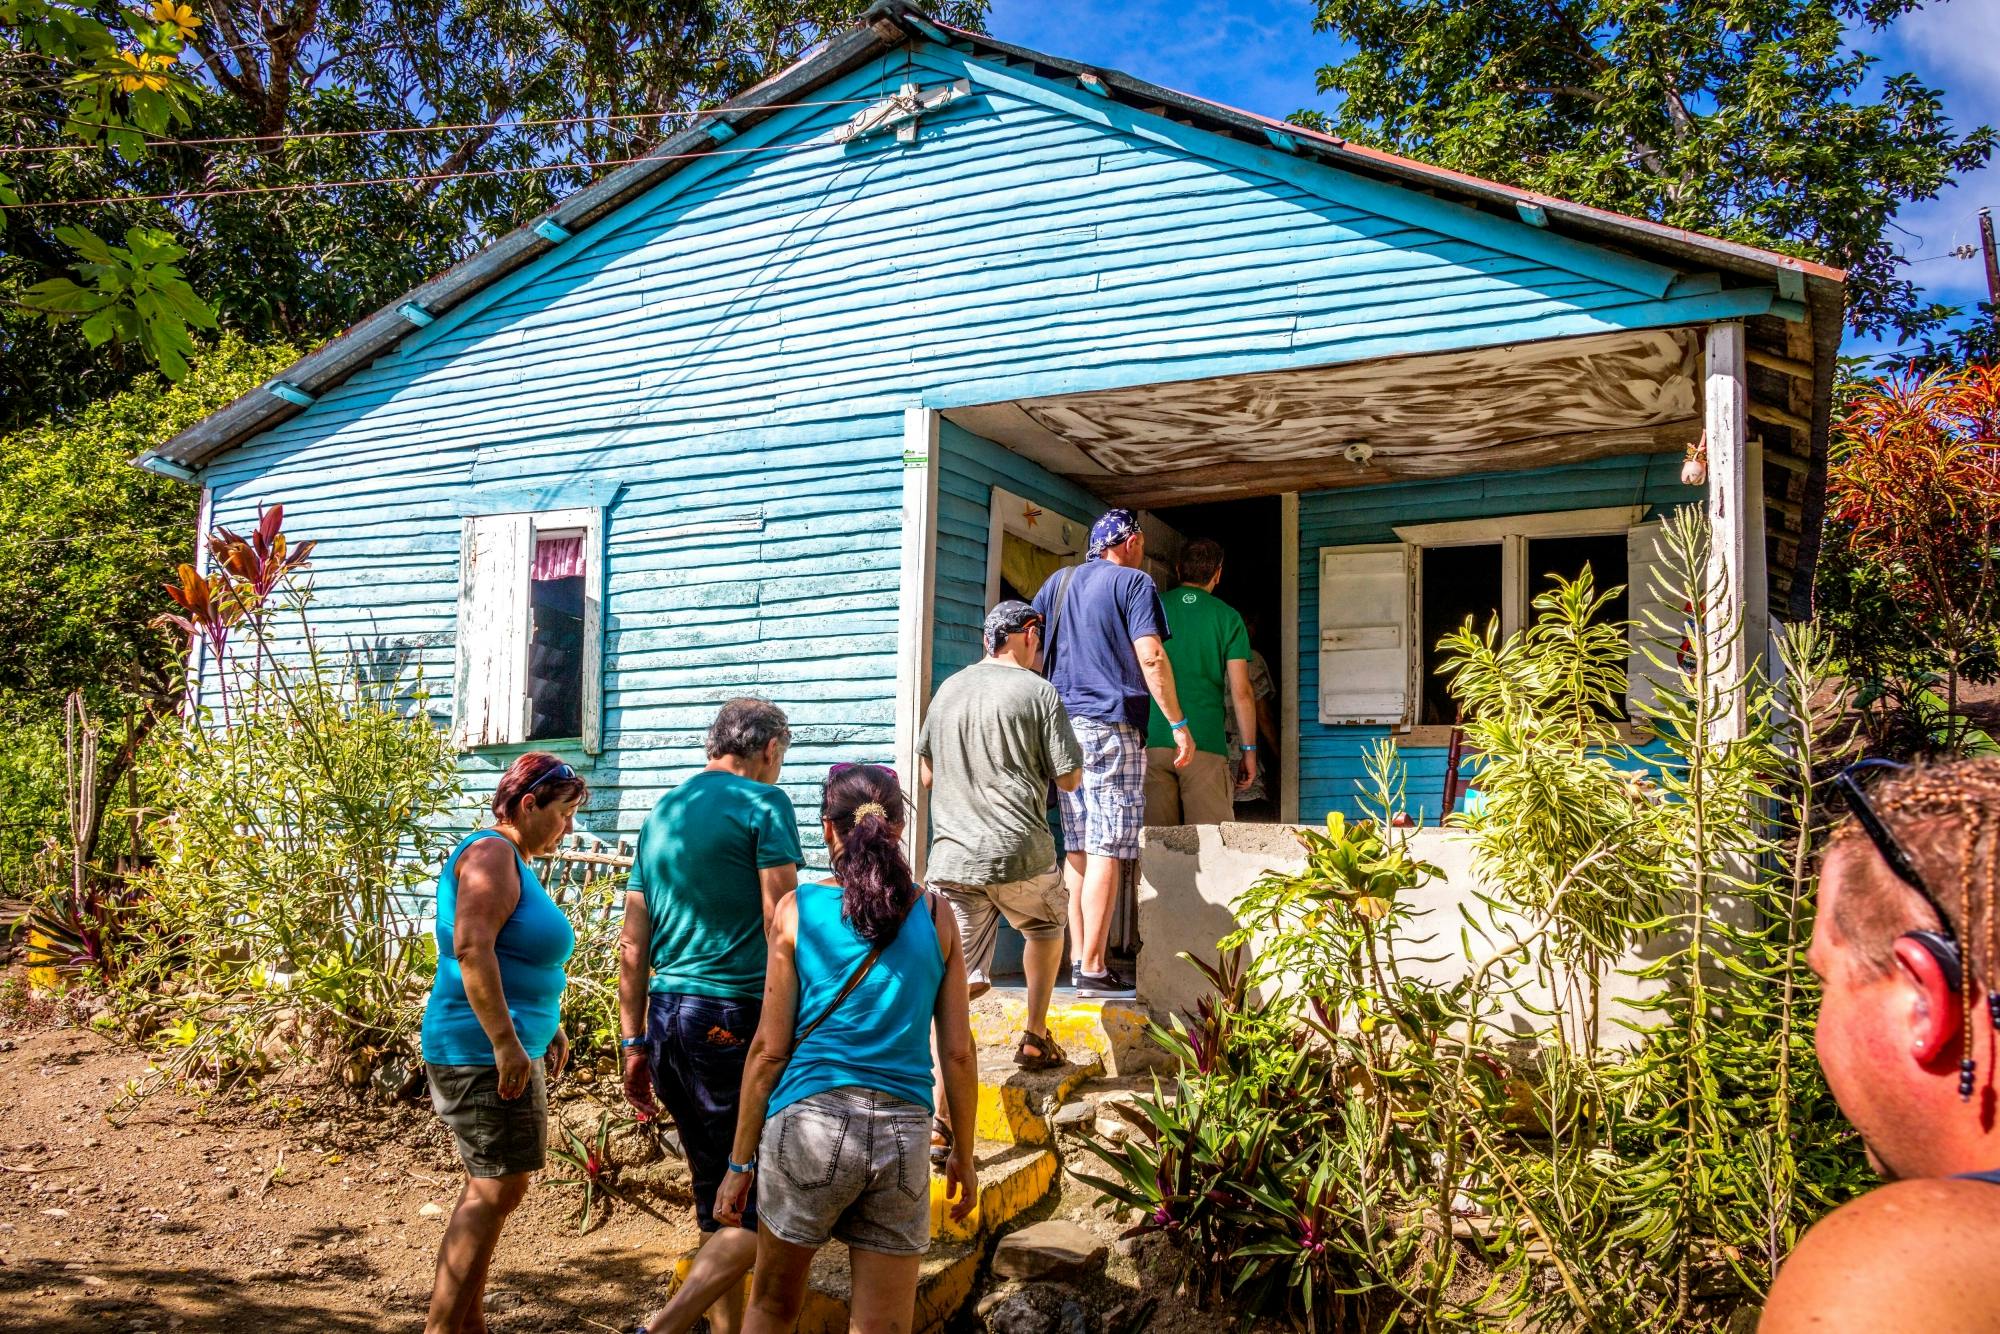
[1280,492,1300,824]
[1745,435,1770,677]
[1704,322,1750,742]
[893,408,942,877]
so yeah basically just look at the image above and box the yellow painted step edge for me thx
[972,1058,1102,1145]
[930,1146,1059,1243]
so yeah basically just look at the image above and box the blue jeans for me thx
[647,991,761,1231]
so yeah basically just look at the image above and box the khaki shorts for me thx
[1143,748,1234,826]
[428,1060,548,1178]
[935,867,1068,988]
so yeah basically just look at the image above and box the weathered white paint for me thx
[894,407,942,876]
[454,512,535,748]
[1392,505,1646,548]
[1316,544,1411,725]
[1003,328,1700,506]
[1704,322,1750,740]
[1625,520,1675,717]
[1280,491,1300,823]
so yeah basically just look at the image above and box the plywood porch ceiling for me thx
[947,329,1701,509]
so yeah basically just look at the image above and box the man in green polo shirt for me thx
[1144,538,1257,826]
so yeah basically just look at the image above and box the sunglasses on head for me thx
[1835,757,1993,1100]
[524,761,578,795]
[829,761,897,779]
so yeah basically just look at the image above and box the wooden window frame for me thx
[983,486,1088,608]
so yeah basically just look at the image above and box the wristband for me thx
[620,1034,649,1049]
[727,1157,757,1174]
[1169,717,1190,732]
[1240,744,1257,752]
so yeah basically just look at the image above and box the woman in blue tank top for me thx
[421,751,586,1334]
[710,763,978,1334]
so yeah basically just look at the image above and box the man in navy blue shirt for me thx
[1032,509,1194,998]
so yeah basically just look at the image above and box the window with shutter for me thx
[1625,521,1680,720]
[454,506,604,752]
[1317,544,1413,725]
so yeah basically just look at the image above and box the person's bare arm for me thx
[931,895,979,1221]
[760,863,798,936]
[451,838,530,1099]
[1134,634,1195,768]
[1226,659,1258,792]
[713,896,803,1226]
[1055,767,1082,792]
[1760,1181,2000,1333]
[921,756,934,790]
[617,890,657,1118]
[1255,693,1279,753]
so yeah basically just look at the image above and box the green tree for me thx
[3,0,989,426]
[1303,0,1994,344]
[0,331,297,892]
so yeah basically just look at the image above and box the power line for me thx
[0,134,833,210]
[0,95,880,157]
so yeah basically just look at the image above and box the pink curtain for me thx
[532,534,585,581]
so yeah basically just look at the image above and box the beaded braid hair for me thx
[1828,757,2000,1097]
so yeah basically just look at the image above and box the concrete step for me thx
[668,1239,982,1334]
[929,1141,1059,1243]
[969,989,1171,1077]
[970,1042,1102,1146]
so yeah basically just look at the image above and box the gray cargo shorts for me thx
[936,866,1067,989]
[427,1059,548,1178]
[757,1085,933,1256]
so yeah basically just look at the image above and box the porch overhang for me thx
[942,316,1824,615]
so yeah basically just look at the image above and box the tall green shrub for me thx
[121,510,465,1091]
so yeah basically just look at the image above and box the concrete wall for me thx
[1136,822,1656,1044]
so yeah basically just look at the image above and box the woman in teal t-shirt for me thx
[710,764,979,1334]
[421,751,587,1334]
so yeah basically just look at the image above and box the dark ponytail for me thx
[821,764,918,949]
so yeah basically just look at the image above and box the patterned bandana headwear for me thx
[1088,508,1141,559]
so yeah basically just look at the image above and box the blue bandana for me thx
[1087,508,1141,559]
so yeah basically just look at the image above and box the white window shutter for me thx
[1318,544,1413,725]
[1626,521,1678,719]
[454,513,534,748]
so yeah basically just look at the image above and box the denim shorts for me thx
[428,1060,548,1178]
[758,1086,933,1256]
[648,991,760,1231]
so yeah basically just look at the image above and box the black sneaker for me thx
[1074,966,1137,999]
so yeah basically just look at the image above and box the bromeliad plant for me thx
[545,1111,673,1234]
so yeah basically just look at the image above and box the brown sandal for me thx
[930,1115,954,1168]
[1014,1029,1068,1071]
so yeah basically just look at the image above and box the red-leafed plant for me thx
[1827,363,2000,753]
[155,504,317,720]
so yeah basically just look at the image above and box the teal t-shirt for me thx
[768,883,945,1116]
[1145,585,1251,755]
[422,830,576,1065]
[632,769,803,1001]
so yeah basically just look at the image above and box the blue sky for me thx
[984,0,2000,357]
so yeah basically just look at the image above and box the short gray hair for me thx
[706,697,791,760]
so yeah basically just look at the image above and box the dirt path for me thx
[0,1016,702,1333]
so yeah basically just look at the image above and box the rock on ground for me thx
[992,1220,1110,1282]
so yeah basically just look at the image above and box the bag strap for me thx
[789,888,938,1055]
[1042,563,1081,679]
[791,945,881,1055]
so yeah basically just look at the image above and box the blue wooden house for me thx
[145,1,1842,863]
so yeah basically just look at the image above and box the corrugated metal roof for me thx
[143,0,1844,475]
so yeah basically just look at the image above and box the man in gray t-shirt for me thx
[920,600,1083,1073]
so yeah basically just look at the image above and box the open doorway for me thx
[1149,495,1285,822]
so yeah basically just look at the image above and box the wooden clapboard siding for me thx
[1297,455,1703,824]
[198,41,1759,855]
[932,421,1107,691]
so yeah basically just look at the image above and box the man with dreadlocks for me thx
[1762,757,2000,1333]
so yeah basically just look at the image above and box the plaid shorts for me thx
[1058,717,1147,859]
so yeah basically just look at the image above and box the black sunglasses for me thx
[1834,758,1993,1101]
[524,761,578,795]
